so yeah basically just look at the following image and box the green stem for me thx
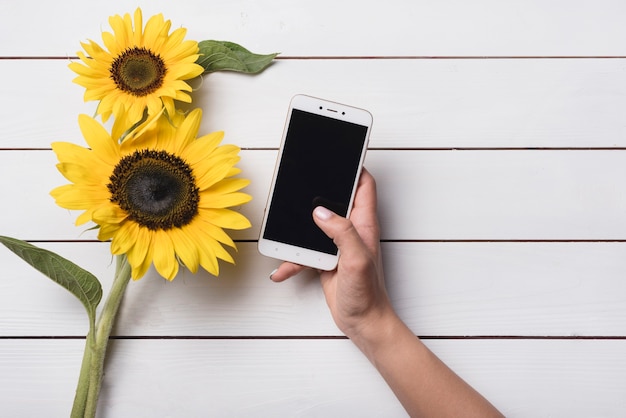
[70,323,95,418]
[83,254,132,418]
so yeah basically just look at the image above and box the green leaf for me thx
[0,236,102,322]
[196,40,278,74]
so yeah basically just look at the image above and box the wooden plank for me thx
[1,338,625,417]
[2,242,625,337]
[1,0,625,56]
[0,150,625,241]
[385,242,626,337]
[2,2,623,417]
[2,58,626,149]
[370,150,626,240]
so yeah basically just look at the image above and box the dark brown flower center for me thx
[110,47,166,96]
[108,150,199,230]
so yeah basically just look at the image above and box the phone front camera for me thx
[319,106,322,110]
[342,111,346,115]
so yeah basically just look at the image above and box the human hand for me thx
[270,169,395,339]
[270,170,504,417]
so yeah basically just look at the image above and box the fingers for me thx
[315,168,380,258]
[349,168,381,255]
[354,168,378,214]
[312,206,369,262]
[269,261,306,282]
[270,206,368,282]
[269,168,379,282]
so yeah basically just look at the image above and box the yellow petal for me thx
[78,114,120,166]
[170,228,200,273]
[55,162,102,185]
[180,131,225,166]
[132,8,144,46]
[152,230,179,280]
[50,184,108,210]
[75,209,95,226]
[161,27,187,51]
[167,62,203,80]
[98,221,121,241]
[199,191,252,209]
[193,217,236,249]
[175,108,202,149]
[198,208,252,230]
[213,242,235,264]
[93,204,128,225]
[143,13,168,50]
[100,31,118,56]
[122,106,166,146]
[184,226,219,276]
[126,226,151,269]
[192,222,235,264]
[131,240,154,280]
[51,141,92,164]
[194,156,240,191]
[109,221,138,255]
[108,13,131,52]
[203,178,250,194]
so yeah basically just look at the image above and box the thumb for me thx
[312,206,367,257]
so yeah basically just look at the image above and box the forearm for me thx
[350,313,503,418]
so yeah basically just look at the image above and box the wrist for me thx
[345,306,408,361]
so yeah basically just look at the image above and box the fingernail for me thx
[269,268,278,280]
[313,206,332,221]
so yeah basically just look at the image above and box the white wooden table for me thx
[2,1,626,416]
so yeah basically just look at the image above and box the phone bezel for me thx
[258,94,373,270]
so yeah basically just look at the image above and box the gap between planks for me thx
[2,55,626,60]
[2,335,625,340]
[3,147,626,151]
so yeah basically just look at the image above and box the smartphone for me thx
[258,94,373,270]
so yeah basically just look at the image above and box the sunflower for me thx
[50,108,251,280]
[69,8,204,129]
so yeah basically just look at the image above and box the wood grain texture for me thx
[1,0,625,416]
[1,0,626,56]
[2,242,625,337]
[1,150,625,240]
[2,59,626,149]
[1,338,625,418]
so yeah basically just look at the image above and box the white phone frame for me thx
[258,94,373,270]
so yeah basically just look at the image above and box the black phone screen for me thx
[263,109,369,255]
